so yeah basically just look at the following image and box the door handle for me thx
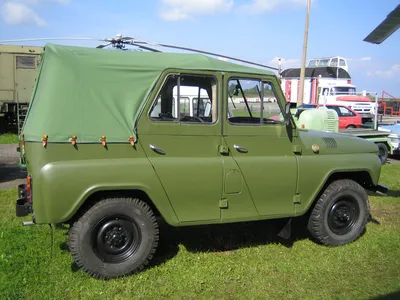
[150,144,165,155]
[234,144,248,153]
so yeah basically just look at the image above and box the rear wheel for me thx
[346,124,356,129]
[68,197,159,279]
[376,143,388,165]
[307,179,370,246]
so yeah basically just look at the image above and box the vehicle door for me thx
[137,71,224,223]
[222,74,298,217]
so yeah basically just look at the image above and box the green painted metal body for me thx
[339,129,393,154]
[20,44,384,226]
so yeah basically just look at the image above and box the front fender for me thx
[32,158,179,225]
[294,152,382,216]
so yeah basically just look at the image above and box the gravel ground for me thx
[0,144,27,190]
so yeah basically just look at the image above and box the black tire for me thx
[376,143,388,165]
[346,124,356,129]
[68,197,159,279]
[307,179,370,246]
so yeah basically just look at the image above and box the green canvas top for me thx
[22,43,275,143]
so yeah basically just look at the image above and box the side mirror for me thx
[204,102,211,117]
[233,84,240,96]
[284,102,291,124]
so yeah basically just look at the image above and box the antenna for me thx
[0,34,279,71]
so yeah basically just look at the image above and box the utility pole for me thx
[297,0,311,106]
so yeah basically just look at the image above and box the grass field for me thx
[0,165,399,299]
[0,133,18,144]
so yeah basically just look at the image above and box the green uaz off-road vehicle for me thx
[15,43,387,279]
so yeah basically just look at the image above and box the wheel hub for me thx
[327,198,360,235]
[92,216,141,263]
[335,207,351,222]
[105,227,127,248]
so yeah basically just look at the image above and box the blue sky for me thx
[1,0,399,97]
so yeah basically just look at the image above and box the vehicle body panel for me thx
[23,142,180,225]
[15,43,385,230]
[293,129,382,214]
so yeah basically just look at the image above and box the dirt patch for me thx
[0,165,27,190]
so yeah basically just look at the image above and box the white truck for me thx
[280,60,375,122]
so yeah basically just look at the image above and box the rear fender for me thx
[32,158,179,225]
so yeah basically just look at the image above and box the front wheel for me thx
[68,197,159,279]
[376,143,388,165]
[307,179,370,246]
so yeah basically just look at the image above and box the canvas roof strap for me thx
[70,136,77,146]
[41,135,48,147]
[101,136,107,147]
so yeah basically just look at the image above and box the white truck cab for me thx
[318,83,375,115]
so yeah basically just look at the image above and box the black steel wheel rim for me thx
[92,215,142,263]
[327,197,360,235]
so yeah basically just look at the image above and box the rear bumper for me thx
[15,183,33,217]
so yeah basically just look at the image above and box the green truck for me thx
[15,43,388,279]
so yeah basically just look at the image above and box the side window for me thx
[328,106,342,116]
[179,97,190,118]
[149,74,217,123]
[227,78,282,125]
[338,106,355,116]
[263,81,282,120]
[16,56,36,69]
[339,59,346,67]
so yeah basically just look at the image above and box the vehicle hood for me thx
[335,95,371,102]
[379,124,400,135]
[297,129,379,155]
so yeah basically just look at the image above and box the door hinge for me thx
[293,194,301,204]
[293,145,302,154]
[219,199,228,209]
[218,145,229,155]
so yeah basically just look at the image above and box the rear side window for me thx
[149,73,217,124]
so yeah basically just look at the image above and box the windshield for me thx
[331,86,356,95]
[317,59,330,67]
[308,60,318,67]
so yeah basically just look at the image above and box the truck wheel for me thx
[68,197,159,279]
[307,179,369,246]
[376,143,388,165]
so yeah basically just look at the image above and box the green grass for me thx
[1,165,399,299]
[0,133,18,144]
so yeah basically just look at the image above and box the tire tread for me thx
[68,197,159,279]
[307,179,369,246]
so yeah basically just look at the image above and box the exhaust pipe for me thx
[22,221,35,226]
